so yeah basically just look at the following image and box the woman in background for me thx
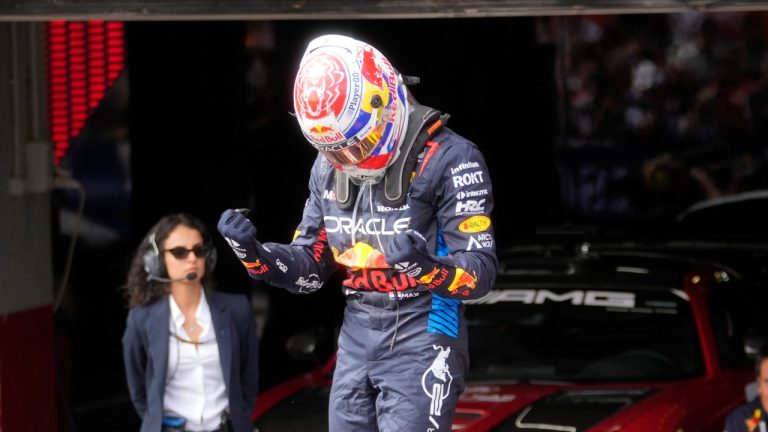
[122,213,259,432]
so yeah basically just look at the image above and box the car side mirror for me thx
[285,331,319,359]
[744,335,765,359]
[285,327,337,366]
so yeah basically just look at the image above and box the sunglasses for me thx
[165,245,210,260]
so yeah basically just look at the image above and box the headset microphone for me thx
[146,272,198,283]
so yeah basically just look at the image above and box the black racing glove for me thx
[385,230,437,278]
[384,230,453,294]
[217,208,274,280]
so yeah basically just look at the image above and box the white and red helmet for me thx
[293,34,409,179]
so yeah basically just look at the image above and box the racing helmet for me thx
[293,34,409,178]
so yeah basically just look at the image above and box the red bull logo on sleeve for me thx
[243,259,270,276]
[446,269,478,296]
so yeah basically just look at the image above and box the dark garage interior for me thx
[5,7,768,431]
[58,17,562,430]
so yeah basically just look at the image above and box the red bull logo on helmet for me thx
[360,45,383,87]
[310,124,337,134]
[294,51,361,144]
[293,34,408,173]
[294,53,348,120]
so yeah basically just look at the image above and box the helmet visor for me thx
[318,131,381,166]
[317,108,388,166]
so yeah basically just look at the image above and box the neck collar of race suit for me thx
[334,103,449,210]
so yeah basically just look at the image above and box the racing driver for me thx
[218,34,498,431]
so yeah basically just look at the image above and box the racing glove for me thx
[385,229,477,296]
[217,208,275,280]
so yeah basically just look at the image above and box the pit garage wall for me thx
[0,22,58,432]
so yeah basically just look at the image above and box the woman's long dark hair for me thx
[123,213,216,308]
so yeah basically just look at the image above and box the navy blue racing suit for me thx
[237,126,497,431]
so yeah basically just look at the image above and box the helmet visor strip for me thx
[318,106,389,166]
[318,131,381,166]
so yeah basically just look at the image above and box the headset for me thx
[142,230,217,282]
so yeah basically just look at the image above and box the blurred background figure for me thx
[724,344,768,432]
[121,213,259,432]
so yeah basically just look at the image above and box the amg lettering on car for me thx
[324,216,410,235]
[467,289,636,308]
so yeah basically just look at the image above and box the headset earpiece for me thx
[205,240,217,274]
[142,232,167,280]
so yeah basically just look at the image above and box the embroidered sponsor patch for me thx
[295,274,323,293]
[422,344,454,428]
[458,215,491,233]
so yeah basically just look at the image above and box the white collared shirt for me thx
[164,292,228,431]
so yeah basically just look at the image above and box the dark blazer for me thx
[122,291,259,432]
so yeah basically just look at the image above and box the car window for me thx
[707,280,768,369]
[465,284,704,383]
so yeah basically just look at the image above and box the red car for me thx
[251,243,768,432]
